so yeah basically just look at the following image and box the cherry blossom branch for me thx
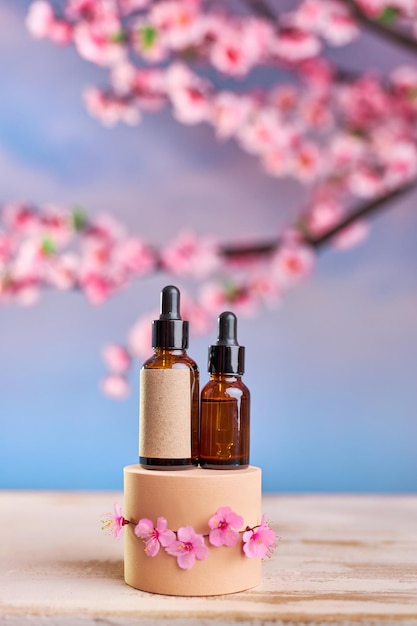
[220,178,417,259]
[307,178,417,247]
[343,0,417,53]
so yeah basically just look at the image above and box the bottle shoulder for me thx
[201,376,250,398]
[142,351,199,372]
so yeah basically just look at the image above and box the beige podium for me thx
[124,464,262,596]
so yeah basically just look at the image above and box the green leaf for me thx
[140,25,157,49]
[377,6,399,25]
[71,207,87,232]
[41,237,56,256]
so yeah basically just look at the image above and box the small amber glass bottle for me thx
[139,285,199,469]
[199,311,250,469]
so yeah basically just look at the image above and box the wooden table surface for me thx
[0,491,416,625]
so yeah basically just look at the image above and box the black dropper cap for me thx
[152,285,189,349]
[208,311,245,375]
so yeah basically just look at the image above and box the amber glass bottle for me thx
[139,286,199,469]
[200,311,250,469]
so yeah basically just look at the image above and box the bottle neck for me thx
[210,372,241,382]
[154,347,187,356]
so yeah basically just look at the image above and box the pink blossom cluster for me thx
[83,62,417,196]
[1,200,372,400]
[26,0,359,71]
[101,237,317,397]
[0,203,155,307]
[25,1,417,194]
[108,505,277,568]
[16,1,417,401]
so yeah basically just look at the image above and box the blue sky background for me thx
[0,1,416,492]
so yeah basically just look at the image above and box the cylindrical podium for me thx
[124,464,262,596]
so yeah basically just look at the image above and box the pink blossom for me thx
[391,65,417,94]
[298,58,334,87]
[338,77,389,126]
[111,65,165,106]
[330,134,366,165]
[210,19,272,76]
[161,231,220,279]
[170,86,211,125]
[46,253,79,290]
[237,109,291,156]
[84,87,141,126]
[74,18,126,67]
[101,502,128,538]
[179,293,213,335]
[199,282,259,317]
[300,96,333,130]
[248,273,281,309]
[293,1,358,46]
[0,233,14,268]
[39,205,73,246]
[291,142,322,181]
[91,213,126,242]
[15,285,41,307]
[269,86,299,114]
[26,1,55,38]
[102,344,131,373]
[332,220,369,249]
[382,142,417,184]
[81,272,113,304]
[113,237,155,276]
[128,311,157,359]
[208,507,243,547]
[262,147,290,178]
[272,244,315,287]
[81,239,111,271]
[165,64,211,124]
[211,92,253,139]
[242,515,276,559]
[101,374,130,398]
[27,1,73,44]
[119,0,151,15]
[165,525,209,569]
[272,29,321,62]
[11,239,45,280]
[348,167,383,198]
[2,203,40,235]
[134,517,175,556]
[150,1,204,50]
[308,201,342,236]
[292,0,326,31]
[321,7,358,46]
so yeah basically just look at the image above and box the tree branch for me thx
[241,0,277,22]
[221,179,417,258]
[343,0,417,54]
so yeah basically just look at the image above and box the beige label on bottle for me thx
[139,368,191,459]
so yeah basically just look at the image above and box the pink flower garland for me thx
[103,504,277,569]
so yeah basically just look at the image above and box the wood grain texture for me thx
[0,491,416,625]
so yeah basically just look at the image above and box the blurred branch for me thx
[221,178,417,258]
[242,0,277,22]
[343,0,417,54]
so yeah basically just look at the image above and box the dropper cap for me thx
[208,311,245,375]
[152,285,189,349]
